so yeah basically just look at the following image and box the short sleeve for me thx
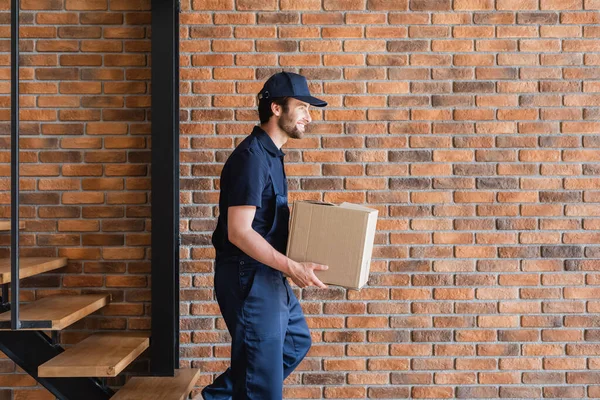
[226,149,269,208]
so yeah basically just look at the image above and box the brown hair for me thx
[258,96,290,124]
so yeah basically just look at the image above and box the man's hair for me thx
[258,97,290,124]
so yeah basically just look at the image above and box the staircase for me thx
[0,223,199,399]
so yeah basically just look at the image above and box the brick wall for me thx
[0,0,151,398]
[181,0,600,399]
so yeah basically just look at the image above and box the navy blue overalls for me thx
[203,128,312,400]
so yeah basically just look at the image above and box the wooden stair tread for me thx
[0,294,109,331]
[0,257,68,284]
[111,369,200,400]
[39,333,150,378]
[0,221,25,231]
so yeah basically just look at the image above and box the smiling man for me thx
[203,72,329,399]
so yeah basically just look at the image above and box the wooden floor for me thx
[111,369,200,400]
[38,332,150,377]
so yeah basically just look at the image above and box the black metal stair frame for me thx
[0,331,113,400]
[1,0,112,397]
[0,0,182,398]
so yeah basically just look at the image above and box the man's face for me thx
[276,98,312,139]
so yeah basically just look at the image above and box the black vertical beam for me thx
[10,0,20,330]
[150,0,180,375]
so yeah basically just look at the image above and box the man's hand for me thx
[228,206,329,288]
[287,260,329,289]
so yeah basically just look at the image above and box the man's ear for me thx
[271,102,281,117]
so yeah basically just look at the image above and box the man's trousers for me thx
[202,255,312,400]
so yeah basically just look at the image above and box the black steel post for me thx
[10,0,19,330]
[150,0,180,375]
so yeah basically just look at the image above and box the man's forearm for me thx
[229,228,291,275]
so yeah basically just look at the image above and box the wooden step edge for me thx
[38,333,150,378]
[0,294,110,331]
[0,257,68,284]
[111,369,200,400]
[110,334,150,377]
[0,221,25,231]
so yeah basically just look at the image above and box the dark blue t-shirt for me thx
[212,126,288,258]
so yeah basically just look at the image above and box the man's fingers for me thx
[313,279,327,289]
[310,272,327,289]
[311,263,328,271]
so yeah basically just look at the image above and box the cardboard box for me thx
[286,201,378,289]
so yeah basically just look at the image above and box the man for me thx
[202,72,329,400]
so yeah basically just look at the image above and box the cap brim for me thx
[292,95,327,107]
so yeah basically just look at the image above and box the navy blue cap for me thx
[258,72,327,107]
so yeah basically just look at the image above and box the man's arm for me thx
[228,205,328,288]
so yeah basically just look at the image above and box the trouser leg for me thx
[282,279,312,380]
[203,260,290,400]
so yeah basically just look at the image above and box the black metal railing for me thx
[10,0,20,330]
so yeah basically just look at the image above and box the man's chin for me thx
[287,129,304,140]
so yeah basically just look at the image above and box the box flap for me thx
[299,200,335,206]
[358,211,378,288]
[339,202,378,213]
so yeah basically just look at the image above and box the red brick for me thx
[497,0,538,9]
[346,13,387,24]
[454,26,495,38]
[109,0,150,10]
[368,0,408,9]
[454,0,494,9]
[236,0,276,10]
[191,0,233,9]
[454,54,495,66]
[541,0,583,9]
[65,0,106,10]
